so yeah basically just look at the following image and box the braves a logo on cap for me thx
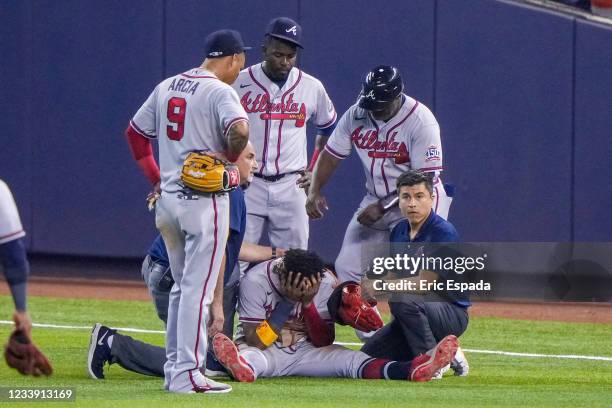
[285,25,297,35]
[364,90,376,100]
[425,145,441,162]
[208,51,223,57]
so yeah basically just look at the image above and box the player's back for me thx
[133,68,246,193]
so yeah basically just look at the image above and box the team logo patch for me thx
[425,145,441,162]
[364,90,376,100]
[285,25,297,35]
[208,51,223,57]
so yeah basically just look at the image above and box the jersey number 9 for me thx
[167,97,187,141]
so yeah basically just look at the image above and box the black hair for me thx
[280,249,325,280]
[396,170,434,195]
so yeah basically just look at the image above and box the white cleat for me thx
[451,347,469,376]
[431,363,451,380]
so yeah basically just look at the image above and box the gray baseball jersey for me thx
[233,64,336,251]
[235,258,335,348]
[234,259,373,379]
[131,68,248,193]
[325,95,442,198]
[233,64,336,176]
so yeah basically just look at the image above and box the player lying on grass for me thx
[212,248,459,382]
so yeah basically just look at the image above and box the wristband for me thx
[271,247,277,258]
[255,320,278,347]
[308,148,321,171]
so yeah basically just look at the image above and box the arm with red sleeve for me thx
[303,301,335,347]
[302,271,337,347]
[125,123,160,186]
[125,86,161,186]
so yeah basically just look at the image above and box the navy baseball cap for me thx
[265,17,303,48]
[205,29,251,58]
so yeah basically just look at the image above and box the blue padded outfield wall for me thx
[1,0,611,261]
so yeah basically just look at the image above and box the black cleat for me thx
[87,323,115,379]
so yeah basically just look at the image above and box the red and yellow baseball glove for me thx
[327,281,384,332]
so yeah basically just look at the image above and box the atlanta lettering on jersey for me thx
[240,92,306,127]
[351,126,410,164]
[167,78,200,95]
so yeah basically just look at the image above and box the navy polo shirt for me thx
[390,210,459,244]
[147,187,246,285]
[390,210,470,307]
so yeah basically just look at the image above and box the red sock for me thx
[360,358,412,380]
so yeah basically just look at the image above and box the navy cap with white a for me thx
[265,17,303,48]
[205,29,251,58]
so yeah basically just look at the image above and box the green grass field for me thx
[0,295,611,407]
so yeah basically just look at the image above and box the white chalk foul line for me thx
[1,320,611,362]
[334,341,612,361]
[0,320,165,334]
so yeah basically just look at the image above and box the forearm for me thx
[314,134,329,151]
[308,135,328,171]
[310,150,341,194]
[213,254,227,307]
[243,298,295,350]
[125,124,160,185]
[9,282,27,312]
[303,303,334,347]
[238,242,275,263]
[226,121,249,162]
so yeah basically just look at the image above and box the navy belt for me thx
[254,171,301,182]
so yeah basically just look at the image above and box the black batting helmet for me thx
[357,65,404,111]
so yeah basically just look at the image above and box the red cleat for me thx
[410,335,459,382]
[212,333,255,383]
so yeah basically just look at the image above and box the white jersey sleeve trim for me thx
[324,144,348,160]
[317,110,337,129]
[419,166,444,172]
[129,120,156,139]
[223,117,249,138]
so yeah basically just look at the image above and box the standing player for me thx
[1,178,52,376]
[87,142,285,379]
[233,17,337,251]
[211,249,459,383]
[306,65,452,284]
[125,30,249,394]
